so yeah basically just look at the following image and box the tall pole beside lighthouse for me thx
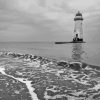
[73,11,84,42]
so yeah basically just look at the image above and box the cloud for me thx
[0,0,99,42]
[68,0,100,10]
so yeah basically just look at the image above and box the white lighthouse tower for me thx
[73,11,84,42]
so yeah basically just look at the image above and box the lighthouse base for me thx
[73,38,83,42]
[55,38,85,44]
[55,40,85,44]
[55,36,85,44]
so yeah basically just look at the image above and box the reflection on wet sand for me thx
[72,43,85,62]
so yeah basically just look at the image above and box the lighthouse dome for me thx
[76,11,82,16]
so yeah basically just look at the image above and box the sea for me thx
[0,42,100,66]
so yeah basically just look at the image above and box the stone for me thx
[57,61,68,68]
[82,63,87,68]
[69,62,81,71]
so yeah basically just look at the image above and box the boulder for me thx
[69,62,81,71]
[33,55,38,59]
[57,61,68,68]
[82,63,87,68]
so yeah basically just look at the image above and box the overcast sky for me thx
[0,0,100,42]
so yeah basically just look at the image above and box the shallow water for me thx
[0,42,100,65]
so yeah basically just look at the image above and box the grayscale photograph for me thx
[0,0,100,100]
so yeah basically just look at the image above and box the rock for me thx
[24,54,30,59]
[57,61,68,68]
[69,62,82,71]
[9,53,18,58]
[82,63,87,68]
[33,55,38,59]
[38,56,43,60]
[16,54,23,58]
[47,90,55,96]
[8,53,24,58]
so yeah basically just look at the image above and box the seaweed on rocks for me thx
[57,61,68,68]
[82,63,87,69]
[69,62,82,71]
[57,61,88,71]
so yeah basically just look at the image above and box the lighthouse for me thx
[73,11,84,42]
[55,11,85,44]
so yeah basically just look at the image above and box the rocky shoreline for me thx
[0,51,89,71]
[0,51,100,100]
